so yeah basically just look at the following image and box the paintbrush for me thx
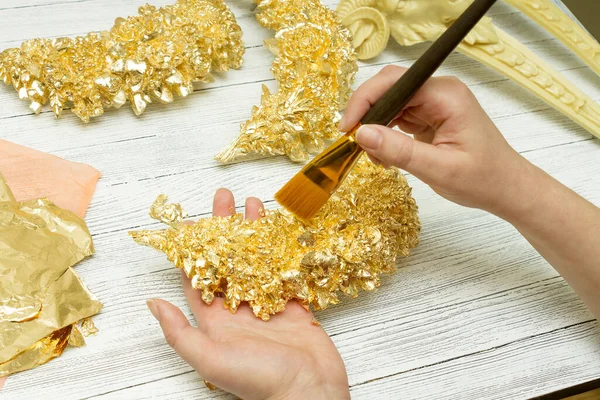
[275,0,498,221]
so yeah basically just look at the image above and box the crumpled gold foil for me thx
[130,158,420,320]
[0,326,73,377]
[67,317,99,348]
[68,325,86,348]
[0,0,244,122]
[0,173,102,377]
[0,197,94,322]
[79,317,99,337]
[0,178,14,202]
[215,0,358,163]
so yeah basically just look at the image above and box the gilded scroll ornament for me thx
[0,0,244,122]
[215,0,358,163]
[336,0,600,139]
[131,158,420,321]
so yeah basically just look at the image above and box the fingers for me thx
[339,65,407,132]
[181,270,214,323]
[340,65,475,136]
[367,153,387,168]
[401,75,474,132]
[355,124,453,185]
[179,188,235,321]
[245,197,264,221]
[147,299,215,372]
[213,188,235,217]
[395,117,436,144]
[183,190,264,322]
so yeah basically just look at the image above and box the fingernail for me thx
[338,115,347,131]
[356,125,382,150]
[147,299,161,321]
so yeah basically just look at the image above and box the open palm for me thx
[147,189,350,400]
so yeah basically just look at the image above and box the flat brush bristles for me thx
[275,126,364,220]
[275,173,330,221]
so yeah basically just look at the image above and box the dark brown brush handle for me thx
[360,0,497,126]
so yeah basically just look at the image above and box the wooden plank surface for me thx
[1,0,599,399]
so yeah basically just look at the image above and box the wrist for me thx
[485,155,546,224]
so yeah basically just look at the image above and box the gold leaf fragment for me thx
[68,325,86,348]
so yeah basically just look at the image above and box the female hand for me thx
[146,189,350,400]
[342,65,600,319]
[340,65,533,219]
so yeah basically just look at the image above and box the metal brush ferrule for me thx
[302,123,364,195]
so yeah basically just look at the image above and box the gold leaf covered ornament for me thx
[131,158,420,320]
[215,0,358,163]
[0,0,244,122]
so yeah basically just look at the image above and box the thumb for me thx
[147,298,215,373]
[355,124,448,183]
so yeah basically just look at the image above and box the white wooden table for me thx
[1,1,599,399]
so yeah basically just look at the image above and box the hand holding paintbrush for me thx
[275,0,498,220]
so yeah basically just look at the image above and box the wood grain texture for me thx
[1,0,599,399]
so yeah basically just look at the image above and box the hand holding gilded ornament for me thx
[146,189,350,400]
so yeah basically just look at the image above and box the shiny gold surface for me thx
[131,157,420,321]
[215,0,358,163]
[0,0,244,122]
[0,198,94,323]
[0,326,72,377]
[0,174,102,377]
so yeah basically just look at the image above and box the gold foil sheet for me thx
[0,197,94,322]
[68,325,86,348]
[0,177,14,203]
[131,158,420,320]
[0,0,244,122]
[215,0,358,163]
[0,173,102,377]
[1,326,72,377]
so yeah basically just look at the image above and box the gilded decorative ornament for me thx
[215,0,358,163]
[0,0,244,122]
[336,0,600,139]
[131,158,420,320]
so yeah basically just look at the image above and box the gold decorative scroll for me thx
[131,158,420,321]
[215,0,358,163]
[336,0,600,139]
[0,0,244,122]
